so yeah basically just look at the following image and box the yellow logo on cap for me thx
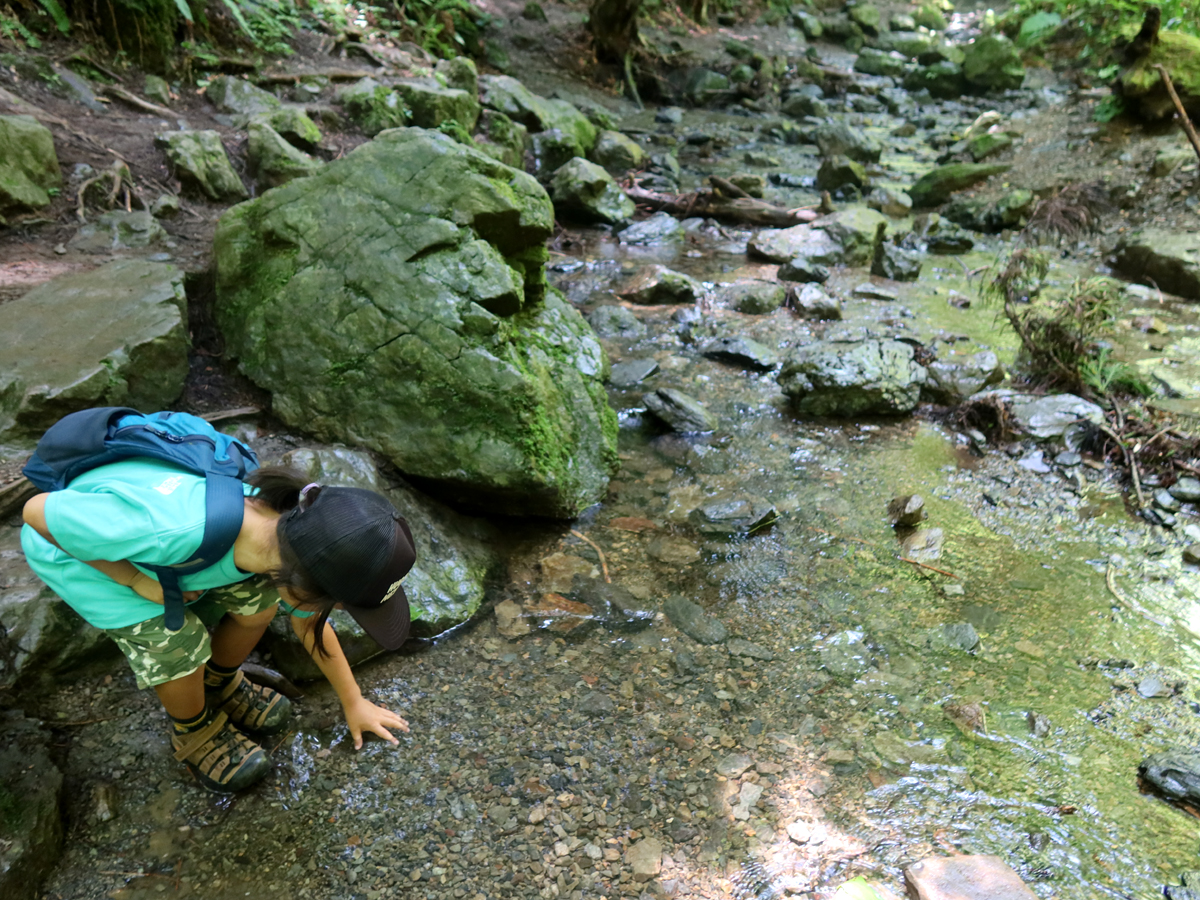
[382,579,403,603]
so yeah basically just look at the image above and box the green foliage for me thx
[1092,94,1128,122]
[0,10,42,46]
[1007,0,1200,65]
[437,117,473,145]
[37,0,70,33]
[984,251,1137,397]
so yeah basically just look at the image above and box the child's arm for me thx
[289,612,409,748]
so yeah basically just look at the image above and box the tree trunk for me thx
[589,0,641,64]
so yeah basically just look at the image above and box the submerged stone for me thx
[214,129,617,518]
[777,339,927,417]
[905,854,1038,900]
[643,388,717,432]
[663,595,728,644]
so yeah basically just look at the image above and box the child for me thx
[22,463,413,792]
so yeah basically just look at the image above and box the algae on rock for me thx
[0,115,61,222]
[214,129,618,519]
[1119,28,1200,120]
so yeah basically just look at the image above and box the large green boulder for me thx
[909,162,1010,207]
[394,79,481,131]
[337,78,410,136]
[550,158,634,224]
[777,339,927,416]
[1118,29,1200,120]
[0,260,187,441]
[685,68,732,106]
[213,129,618,518]
[155,130,248,201]
[962,35,1025,93]
[0,115,61,223]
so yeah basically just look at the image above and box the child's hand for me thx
[129,572,200,605]
[343,696,409,749]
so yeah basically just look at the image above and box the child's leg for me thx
[106,612,270,793]
[210,605,277,667]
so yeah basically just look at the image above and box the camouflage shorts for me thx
[106,576,281,689]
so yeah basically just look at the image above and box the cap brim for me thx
[344,584,411,651]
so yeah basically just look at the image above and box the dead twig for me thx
[55,715,119,727]
[1154,65,1200,165]
[99,84,173,118]
[569,530,611,583]
[898,557,960,578]
[1105,562,1169,626]
[1098,423,1146,509]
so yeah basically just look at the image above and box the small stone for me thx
[789,283,842,320]
[887,494,925,527]
[495,599,531,639]
[626,838,663,882]
[663,595,728,644]
[716,753,753,777]
[610,358,659,388]
[643,388,717,433]
[618,265,703,305]
[731,781,763,820]
[577,692,616,716]
[1054,451,1081,467]
[905,855,1038,899]
[1155,489,1183,512]
[655,107,683,124]
[1183,544,1200,565]
[900,527,943,561]
[1017,450,1051,474]
[853,282,898,301]
[699,336,779,370]
[727,637,776,661]
[1170,477,1200,502]
[778,257,831,284]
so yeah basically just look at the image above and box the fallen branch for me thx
[1154,65,1200,165]
[898,557,960,578]
[624,183,817,227]
[199,406,261,423]
[99,84,174,118]
[1098,423,1146,510]
[1105,562,1169,626]
[710,175,751,199]
[255,70,377,85]
[569,529,611,583]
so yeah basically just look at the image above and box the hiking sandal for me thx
[171,711,270,793]
[207,668,293,736]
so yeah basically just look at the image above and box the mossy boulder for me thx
[550,158,634,224]
[479,75,598,157]
[817,155,868,191]
[435,56,479,96]
[473,110,528,169]
[962,35,1025,93]
[854,48,911,79]
[777,339,927,416]
[1119,29,1200,120]
[337,78,410,136]
[257,106,322,149]
[812,207,889,266]
[904,61,965,99]
[0,115,61,223]
[847,3,882,35]
[909,162,1010,207]
[0,260,188,441]
[206,76,281,118]
[247,122,323,187]
[213,129,617,518]
[685,68,732,106]
[155,130,248,201]
[815,121,882,164]
[590,130,646,173]
[394,79,481,132]
[913,1,947,31]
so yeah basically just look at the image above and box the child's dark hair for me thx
[244,466,336,656]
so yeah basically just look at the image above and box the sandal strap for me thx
[173,711,230,762]
[213,669,245,705]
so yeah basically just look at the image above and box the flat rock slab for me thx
[905,855,1037,900]
[0,259,188,442]
[1114,229,1200,301]
[609,358,659,387]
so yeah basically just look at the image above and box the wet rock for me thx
[473,110,529,169]
[782,91,830,119]
[89,783,120,824]
[247,121,322,187]
[550,158,634,224]
[610,358,659,387]
[815,208,889,266]
[206,75,281,118]
[868,187,913,218]
[1113,230,1200,301]
[572,579,656,632]
[853,283,898,300]
[521,592,598,636]
[590,130,646,173]
[540,552,597,592]
[887,494,926,527]
[905,855,1038,900]
[1117,29,1200,120]
[732,781,764,820]
[900,527,944,561]
[394,79,481,131]
[921,351,1004,404]
[968,131,1014,162]
[0,712,63,900]
[854,48,910,79]
[578,692,616,715]
[819,630,870,676]
[214,129,616,518]
[729,172,766,198]
[913,1,947,30]
[872,242,923,281]
[963,35,1026,93]
[655,106,684,124]
[1171,477,1200,502]
[904,61,966,99]
[816,155,868,192]
[779,258,832,285]
[435,56,478,95]
[619,211,684,245]
[879,29,935,57]
[495,598,531,638]
[588,304,646,339]
[1006,393,1105,440]
[1055,451,1082,467]
[945,189,1034,233]
[68,210,167,253]
[1155,489,1182,512]
[789,283,842,320]
[0,115,61,220]
[909,163,1011,207]
[155,130,248,200]
[749,224,844,265]
[337,78,408,136]
[778,339,926,417]
[144,74,172,107]
[721,280,786,314]
[1140,752,1200,804]
[1137,675,1174,698]
[688,496,777,536]
[848,2,881,33]
[815,121,883,164]
[727,637,776,661]
[663,595,728,644]
[0,259,187,441]
[932,622,979,652]
[686,68,732,106]
[700,336,779,370]
[626,837,662,881]
[1027,711,1051,737]
[618,265,702,304]
[643,388,716,432]
[480,76,597,157]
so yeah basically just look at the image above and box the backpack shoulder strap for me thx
[141,473,246,631]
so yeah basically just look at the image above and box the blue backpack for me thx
[23,407,260,631]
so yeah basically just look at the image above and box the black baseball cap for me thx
[281,486,415,650]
